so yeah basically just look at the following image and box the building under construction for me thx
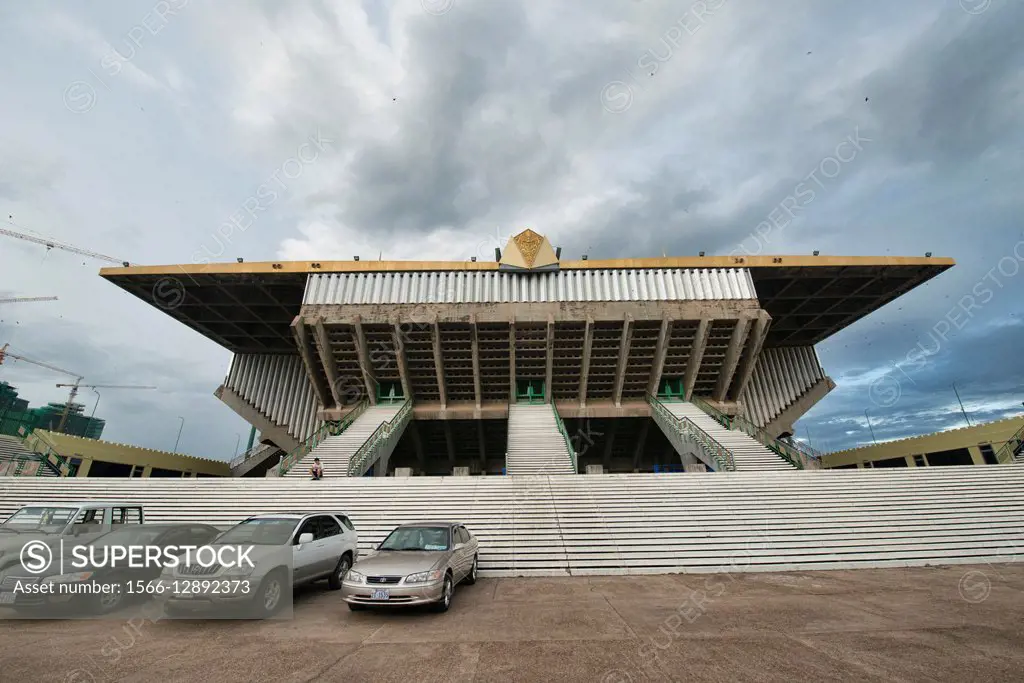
[99,230,954,478]
[0,382,104,440]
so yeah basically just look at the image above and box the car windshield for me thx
[379,526,450,551]
[215,518,297,546]
[0,506,79,533]
[90,526,165,547]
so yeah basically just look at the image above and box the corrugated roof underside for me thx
[303,268,757,305]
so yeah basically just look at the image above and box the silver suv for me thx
[162,512,358,618]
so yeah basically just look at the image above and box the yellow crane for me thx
[0,224,132,266]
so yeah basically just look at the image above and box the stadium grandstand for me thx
[4,231,1024,576]
[90,229,958,478]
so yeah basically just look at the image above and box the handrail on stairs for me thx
[646,393,736,472]
[346,399,413,477]
[276,400,369,476]
[994,423,1024,464]
[689,395,818,470]
[230,441,275,469]
[27,432,76,476]
[550,403,578,473]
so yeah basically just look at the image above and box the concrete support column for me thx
[683,319,711,400]
[579,317,594,407]
[545,314,555,404]
[728,312,770,401]
[76,458,93,477]
[715,317,753,402]
[392,323,413,401]
[602,419,619,470]
[613,315,634,407]
[353,316,378,406]
[443,420,455,469]
[411,420,425,473]
[292,316,332,409]
[507,323,516,403]
[313,318,342,408]
[470,315,482,409]
[632,420,650,470]
[646,318,671,397]
[141,465,153,478]
[477,420,487,472]
[432,318,448,409]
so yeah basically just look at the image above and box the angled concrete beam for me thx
[683,318,711,401]
[392,323,412,401]
[509,319,517,402]
[578,316,594,407]
[291,316,331,409]
[470,314,482,409]
[714,317,753,402]
[313,317,342,408]
[432,318,448,408]
[612,315,634,407]
[352,315,378,406]
[646,317,671,397]
[728,312,771,401]
[545,314,555,404]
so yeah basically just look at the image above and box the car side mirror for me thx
[297,532,314,546]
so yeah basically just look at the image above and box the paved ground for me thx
[1,564,1023,682]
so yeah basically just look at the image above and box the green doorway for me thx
[376,381,404,404]
[515,379,545,403]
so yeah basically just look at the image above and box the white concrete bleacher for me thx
[1,466,1023,576]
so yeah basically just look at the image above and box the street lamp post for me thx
[952,382,972,428]
[90,389,101,421]
[864,409,877,444]
[173,416,185,453]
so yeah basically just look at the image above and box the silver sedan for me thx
[342,522,479,612]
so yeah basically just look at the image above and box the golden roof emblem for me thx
[499,229,560,271]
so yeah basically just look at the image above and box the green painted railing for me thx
[994,423,1024,465]
[30,436,76,476]
[551,404,578,473]
[347,400,413,477]
[689,395,819,470]
[646,393,736,472]
[276,400,369,476]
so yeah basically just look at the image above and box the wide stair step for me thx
[667,403,797,471]
[3,467,1024,575]
[505,404,575,476]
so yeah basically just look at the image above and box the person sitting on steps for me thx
[311,457,324,480]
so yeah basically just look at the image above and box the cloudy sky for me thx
[1,0,1021,461]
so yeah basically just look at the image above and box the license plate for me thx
[371,589,390,601]
[0,593,15,605]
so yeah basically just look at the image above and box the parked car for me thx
[0,501,146,608]
[342,522,479,612]
[161,512,358,618]
[1,523,220,615]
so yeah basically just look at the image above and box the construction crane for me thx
[55,382,157,433]
[0,225,133,266]
[0,296,58,304]
[0,343,82,383]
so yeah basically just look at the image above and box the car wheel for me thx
[432,573,453,613]
[328,553,351,591]
[94,582,125,615]
[465,556,478,585]
[252,568,288,618]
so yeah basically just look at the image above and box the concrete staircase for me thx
[667,402,797,471]
[0,435,57,477]
[284,404,405,478]
[1,467,1023,575]
[505,404,576,475]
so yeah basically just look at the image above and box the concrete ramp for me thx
[668,402,797,471]
[506,404,576,475]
